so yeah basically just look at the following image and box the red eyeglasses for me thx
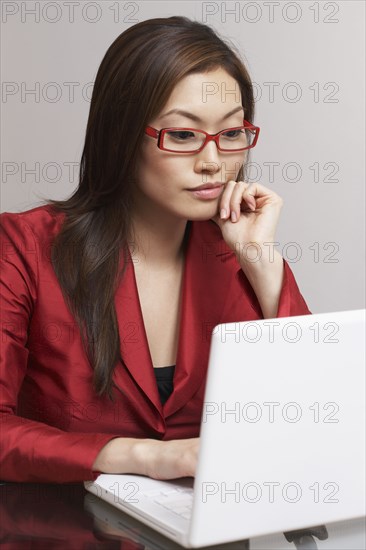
[144,118,260,153]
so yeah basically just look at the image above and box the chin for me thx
[173,197,220,222]
[182,210,218,222]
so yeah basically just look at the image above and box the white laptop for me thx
[84,309,366,548]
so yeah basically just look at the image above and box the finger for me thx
[227,181,257,222]
[220,180,252,220]
[219,180,240,219]
[245,181,283,204]
[242,186,257,211]
[228,181,252,222]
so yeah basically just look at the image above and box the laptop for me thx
[84,309,366,548]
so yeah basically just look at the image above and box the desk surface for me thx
[0,482,365,549]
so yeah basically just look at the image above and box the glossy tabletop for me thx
[0,481,365,550]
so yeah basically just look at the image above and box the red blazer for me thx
[0,205,311,483]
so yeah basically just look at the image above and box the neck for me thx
[129,207,189,269]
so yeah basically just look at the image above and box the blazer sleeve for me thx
[276,258,312,317]
[236,256,311,319]
[0,212,120,483]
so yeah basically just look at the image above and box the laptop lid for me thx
[189,309,366,547]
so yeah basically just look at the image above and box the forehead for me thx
[160,68,242,115]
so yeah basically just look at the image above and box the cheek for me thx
[140,154,190,188]
[224,162,242,185]
[222,155,245,178]
[135,159,184,203]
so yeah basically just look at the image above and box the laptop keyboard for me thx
[141,487,193,519]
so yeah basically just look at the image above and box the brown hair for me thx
[45,16,256,401]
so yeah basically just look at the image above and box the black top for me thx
[153,365,175,405]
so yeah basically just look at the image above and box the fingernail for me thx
[231,211,237,222]
[220,208,227,219]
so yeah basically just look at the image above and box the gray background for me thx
[1,0,365,314]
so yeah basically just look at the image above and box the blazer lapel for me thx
[113,248,162,414]
[113,219,236,420]
[163,220,236,418]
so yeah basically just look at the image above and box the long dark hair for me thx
[45,16,256,401]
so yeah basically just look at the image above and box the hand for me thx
[92,437,199,479]
[140,437,200,480]
[210,180,283,255]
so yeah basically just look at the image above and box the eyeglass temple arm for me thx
[145,126,159,138]
[243,119,259,131]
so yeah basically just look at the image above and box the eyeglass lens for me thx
[162,127,255,152]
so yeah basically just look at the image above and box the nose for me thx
[195,139,221,174]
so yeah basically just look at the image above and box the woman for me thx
[0,16,311,483]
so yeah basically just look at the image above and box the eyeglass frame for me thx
[144,118,260,153]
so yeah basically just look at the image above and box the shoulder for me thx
[0,203,65,244]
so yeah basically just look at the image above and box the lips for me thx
[188,183,224,191]
[187,185,224,200]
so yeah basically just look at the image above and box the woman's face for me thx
[133,67,246,222]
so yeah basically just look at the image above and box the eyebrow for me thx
[159,105,244,123]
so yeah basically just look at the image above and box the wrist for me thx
[235,243,282,272]
[133,438,161,477]
[238,249,285,319]
[92,437,159,475]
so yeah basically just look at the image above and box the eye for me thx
[222,129,243,139]
[166,131,195,140]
